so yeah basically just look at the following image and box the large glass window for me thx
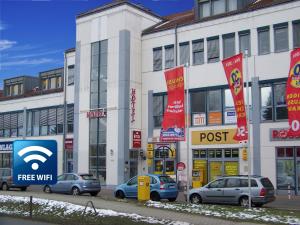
[277,147,295,190]
[293,20,300,49]
[212,0,226,15]
[199,1,210,18]
[179,42,190,65]
[153,95,167,127]
[274,23,289,52]
[165,45,174,69]
[192,39,204,65]
[223,33,235,59]
[207,37,219,63]
[261,86,272,121]
[239,30,251,56]
[258,26,270,55]
[274,84,287,120]
[153,47,162,71]
[191,91,206,126]
[208,90,222,125]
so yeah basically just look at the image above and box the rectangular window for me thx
[17,112,24,137]
[153,47,162,71]
[153,95,165,127]
[228,0,237,11]
[32,110,40,136]
[0,114,3,138]
[293,20,300,48]
[50,77,57,89]
[207,36,220,63]
[165,45,174,69]
[179,42,190,65]
[207,89,222,125]
[48,108,57,135]
[224,89,237,124]
[277,158,295,190]
[68,65,75,85]
[258,26,270,55]
[191,91,206,126]
[261,86,272,121]
[239,30,251,56]
[274,23,289,52]
[192,39,204,65]
[42,79,48,90]
[3,114,10,137]
[274,83,288,120]
[199,1,210,18]
[57,107,64,134]
[212,0,225,15]
[40,109,48,136]
[10,113,18,137]
[223,33,235,59]
[26,111,32,136]
[67,105,74,133]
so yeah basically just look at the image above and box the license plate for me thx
[169,185,175,188]
[92,182,99,185]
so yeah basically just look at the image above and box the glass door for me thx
[209,161,222,181]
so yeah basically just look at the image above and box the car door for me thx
[223,178,242,203]
[124,176,138,198]
[62,174,77,193]
[51,174,66,192]
[202,179,225,203]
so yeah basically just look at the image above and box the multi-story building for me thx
[0,0,299,194]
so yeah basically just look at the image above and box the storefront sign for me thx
[224,110,237,124]
[208,112,222,125]
[222,53,248,141]
[86,109,106,118]
[160,66,185,141]
[132,130,141,149]
[192,129,238,145]
[270,128,300,141]
[176,162,186,171]
[0,142,13,151]
[64,138,73,150]
[286,48,300,137]
[130,88,136,123]
[193,113,206,126]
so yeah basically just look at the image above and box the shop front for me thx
[191,129,240,187]
[0,141,13,169]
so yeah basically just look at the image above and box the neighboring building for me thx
[3,76,39,97]
[0,0,299,195]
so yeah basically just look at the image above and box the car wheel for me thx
[239,196,250,207]
[168,198,176,202]
[90,192,99,197]
[190,194,202,204]
[72,187,80,196]
[2,183,9,191]
[115,190,125,199]
[44,185,52,193]
[20,187,27,191]
[150,192,160,201]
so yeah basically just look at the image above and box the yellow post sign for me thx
[192,129,238,145]
[242,148,248,161]
[147,144,154,159]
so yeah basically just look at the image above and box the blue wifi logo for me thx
[13,140,57,185]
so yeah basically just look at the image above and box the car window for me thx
[127,177,137,186]
[80,174,96,180]
[209,179,225,188]
[65,174,76,181]
[150,177,157,184]
[159,176,176,183]
[240,179,258,187]
[57,175,65,181]
[1,169,11,177]
[260,178,274,188]
[225,178,240,188]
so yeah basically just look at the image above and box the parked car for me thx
[43,173,101,196]
[114,174,178,202]
[189,175,275,207]
[0,168,28,191]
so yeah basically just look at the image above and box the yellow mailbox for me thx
[138,176,150,201]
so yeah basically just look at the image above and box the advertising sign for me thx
[64,138,73,150]
[191,129,238,145]
[87,109,107,118]
[0,142,13,152]
[286,48,300,137]
[270,128,300,141]
[222,53,248,141]
[224,110,237,124]
[193,113,206,126]
[176,162,186,171]
[132,130,141,149]
[13,140,57,185]
[208,112,222,125]
[160,66,185,141]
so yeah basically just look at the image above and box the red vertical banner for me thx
[286,48,300,137]
[222,53,248,141]
[160,66,185,141]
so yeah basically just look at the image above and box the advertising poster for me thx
[222,53,248,141]
[286,48,300,137]
[224,110,237,124]
[192,113,206,126]
[160,66,185,141]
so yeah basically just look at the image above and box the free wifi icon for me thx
[18,146,53,171]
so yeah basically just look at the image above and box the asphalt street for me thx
[0,217,58,225]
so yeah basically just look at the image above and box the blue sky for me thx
[0,0,194,89]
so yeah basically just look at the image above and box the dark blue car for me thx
[114,174,178,201]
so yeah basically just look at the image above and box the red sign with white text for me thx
[286,48,300,137]
[160,66,185,141]
[222,53,248,141]
[132,131,141,149]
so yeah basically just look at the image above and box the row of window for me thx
[198,0,238,19]
[0,105,74,138]
[153,20,300,71]
[41,76,62,90]
[153,81,287,127]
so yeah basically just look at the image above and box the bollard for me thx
[288,183,291,200]
[29,196,33,218]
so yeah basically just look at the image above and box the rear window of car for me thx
[240,179,258,187]
[80,175,96,180]
[260,178,274,188]
[159,176,176,183]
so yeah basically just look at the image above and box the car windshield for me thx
[260,178,274,188]
[159,176,176,183]
[80,174,96,180]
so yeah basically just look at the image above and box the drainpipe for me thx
[63,53,67,173]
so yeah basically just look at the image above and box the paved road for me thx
[0,190,267,225]
[0,217,58,225]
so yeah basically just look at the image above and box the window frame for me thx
[207,36,220,63]
[153,47,163,71]
[274,22,289,53]
[257,26,270,55]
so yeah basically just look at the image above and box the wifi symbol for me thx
[18,146,53,170]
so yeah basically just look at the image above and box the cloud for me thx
[0,58,56,67]
[0,40,17,51]
[9,49,62,59]
[0,20,7,31]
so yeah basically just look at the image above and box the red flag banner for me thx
[286,48,300,137]
[160,66,185,141]
[222,53,248,141]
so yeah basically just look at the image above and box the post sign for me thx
[270,128,300,141]
[132,131,141,149]
[192,129,238,145]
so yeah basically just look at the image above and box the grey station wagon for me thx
[189,175,275,207]
[0,168,28,191]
